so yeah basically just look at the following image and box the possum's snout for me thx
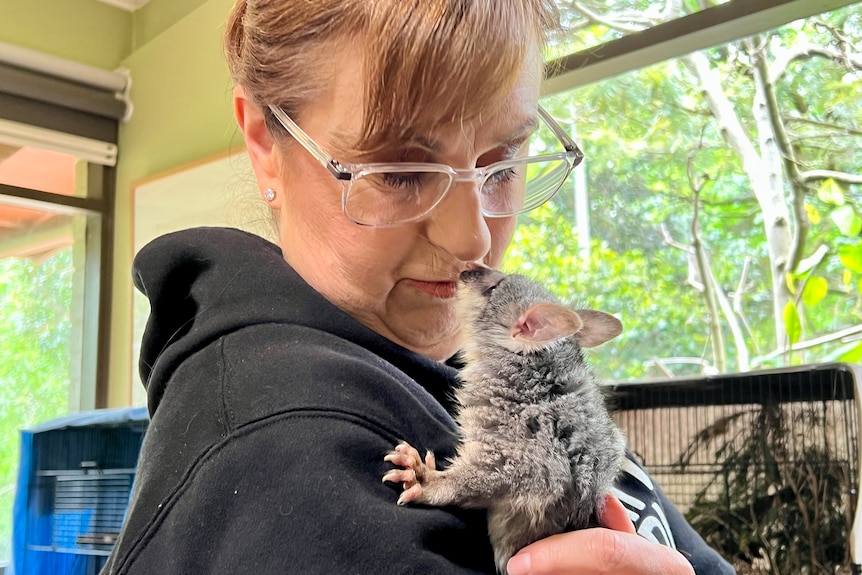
[460,267,506,286]
[459,268,487,283]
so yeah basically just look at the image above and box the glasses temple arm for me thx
[537,105,583,161]
[267,105,352,181]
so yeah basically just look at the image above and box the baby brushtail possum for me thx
[383,267,627,574]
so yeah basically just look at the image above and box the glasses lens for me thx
[481,156,571,216]
[344,168,453,226]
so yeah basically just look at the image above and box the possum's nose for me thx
[460,267,504,285]
[460,267,491,283]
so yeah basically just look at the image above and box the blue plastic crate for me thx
[12,407,149,575]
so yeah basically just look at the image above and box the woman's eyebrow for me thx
[502,117,539,144]
[416,117,541,153]
[412,136,441,153]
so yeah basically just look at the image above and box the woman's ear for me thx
[233,85,282,206]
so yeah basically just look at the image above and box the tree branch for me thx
[783,116,862,138]
[568,1,655,33]
[751,39,809,275]
[768,44,862,84]
[732,256,761,357]
[690,182,727,371]
[754,324,862,365]
[799,169,862,186]
[685,45,796,349]
[683,53,762,173]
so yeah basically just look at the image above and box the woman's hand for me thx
[506,495,695,575]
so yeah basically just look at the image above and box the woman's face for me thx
[272,48,542,360]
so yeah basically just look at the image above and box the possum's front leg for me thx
[382,442,500,508]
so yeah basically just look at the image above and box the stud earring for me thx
[263,188,276,202]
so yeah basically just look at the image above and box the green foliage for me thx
[505,203,708,380]
[548,0,734,58]
[683,404,853,574]
[525,3,862,377]
[818,179,846,206]
[839,245,862,274]
[782,301,802,346]
[525,5,862,572]
[832,205,862,237]
[0,251,73,563]
[801,276,829,308]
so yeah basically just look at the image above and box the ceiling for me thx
[94,0,151,12]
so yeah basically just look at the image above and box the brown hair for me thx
[225,0,560,153]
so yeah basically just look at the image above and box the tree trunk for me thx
[684,50,795,350]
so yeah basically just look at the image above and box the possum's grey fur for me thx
[383,267,626,574]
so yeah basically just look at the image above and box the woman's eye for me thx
[382,172,425,189]
[482,167,521,198]
[486,168,518,185]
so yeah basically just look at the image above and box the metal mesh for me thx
[609,363,861,574]
[52,473,133,550]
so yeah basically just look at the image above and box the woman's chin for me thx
[386,305,461,359]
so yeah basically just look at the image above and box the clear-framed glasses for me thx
[268,103,584,227]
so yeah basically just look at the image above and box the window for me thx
[507,1,862,381]
[546,0,733,58]
[0,42,123,565]
[0,146,111,565]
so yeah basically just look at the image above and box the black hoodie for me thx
[101,226,734,574]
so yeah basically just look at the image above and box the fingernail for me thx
[507,553,531,575]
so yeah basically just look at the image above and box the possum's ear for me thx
[511,303,584,348]
[572,310,623,348]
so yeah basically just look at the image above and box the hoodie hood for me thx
[133,226,458,415]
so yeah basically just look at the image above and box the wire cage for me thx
[609,362,862,575]
[12,407,149,575]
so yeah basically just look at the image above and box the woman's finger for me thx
[599,494,637,534]
[506,527,694,575]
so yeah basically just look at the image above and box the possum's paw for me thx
[382,442,438,505]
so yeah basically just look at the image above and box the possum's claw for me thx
[382,468,416,484]
[397,483,424,505]
[382,441,439,504]
[385,442,437,466]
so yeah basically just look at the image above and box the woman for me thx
[102,1,734,573]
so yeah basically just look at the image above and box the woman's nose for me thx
[425,179,492,263]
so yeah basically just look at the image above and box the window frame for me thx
[543,0,861,96]
[0,168,114,410]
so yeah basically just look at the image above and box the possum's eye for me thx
[483,283,500,297]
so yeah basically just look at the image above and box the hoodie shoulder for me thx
[133,227,352,415]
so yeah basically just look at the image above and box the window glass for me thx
[0,200,89,565]
[511,2,862,381]
[548,0,733,58]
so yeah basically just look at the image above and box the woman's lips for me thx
[408,279,458,299]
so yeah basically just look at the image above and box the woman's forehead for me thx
[354,31,542,150]
[326,96,540,159]
[320,49,541,152]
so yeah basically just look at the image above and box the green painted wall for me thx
[110,0,240,405]
[0,0,131,69]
